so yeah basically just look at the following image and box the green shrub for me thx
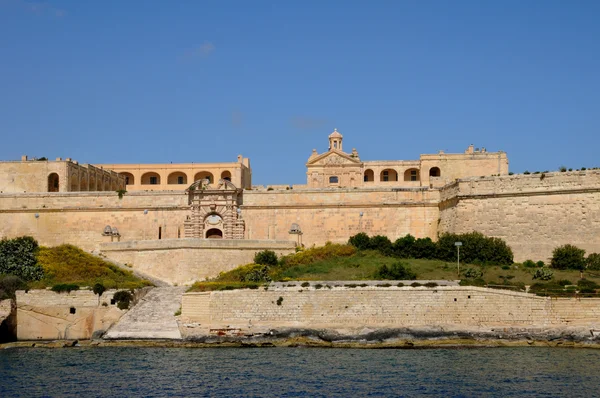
[113,290,134,310]
[348,233,371,251]
[551,244,586,270]
[532,268,554,281]
[0,236,44,281]
[369,235,393,256]
[0,275,27,300]
[279,244,355,267]
[301,282,310,287]
[392,234,416,258]
[586,253,600,270]
[459,278,486,287]
[577,279,599,290]
[240,265,272,283]
[436,232,513,265]
[253,250,278,266]
[412,237,437,259]
[424,282,438,288]
[557,279,573,287]
[93,283,106,296]
[51,283,79,293]
[410,282,422,287]
[463,267,484,279]
[522,260,536,268]
[375,262,416,280]
[536,261,545,268]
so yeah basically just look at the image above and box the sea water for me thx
[1,347,598,397]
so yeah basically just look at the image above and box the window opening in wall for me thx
[383,170,389,182]
[410,170,417,181]
[158,226,162,240]
[125,176,130,185]
[150,176,158,185]
[329,176,339,184]
[70,307,76,314]
[429,167,441,177]
[178,227,181,239]
[177,176,184,184]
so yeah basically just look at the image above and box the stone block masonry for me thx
[181,286,600,331]
[100,239,297,285]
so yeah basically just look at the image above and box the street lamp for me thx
[455,241,462,277]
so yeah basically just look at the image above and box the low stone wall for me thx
[100,239,297,285]
[16,290,125,341]
[181,286,600,330]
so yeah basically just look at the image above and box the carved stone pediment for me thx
[306,150,361,166]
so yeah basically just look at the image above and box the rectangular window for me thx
[411,170,417,182]
[329,176,339,184]
[150,176,158,185]
[178,176,184,184]
[383,171,389,182]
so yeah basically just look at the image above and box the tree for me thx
[375,262,416,280]
[253,250,278,266]
[348,233,370,251]
[369,235,393,256]
[0,236,44,281]
[550,244,586,270]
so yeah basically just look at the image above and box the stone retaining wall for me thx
[181,286,600,330]
[100,239,297,285]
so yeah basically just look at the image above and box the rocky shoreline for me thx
[3,326,600,349]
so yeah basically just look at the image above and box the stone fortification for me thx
[181,286,600,331]
[241,187,439,245]
[439,170,600,261]
[100,239,297,285]
[16,289,126,340]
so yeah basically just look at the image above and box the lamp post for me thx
[455,241,462,277]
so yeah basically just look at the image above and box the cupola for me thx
[328,128,343,151]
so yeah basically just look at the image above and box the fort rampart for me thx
[100,239,297,285]
[181,286,600,330]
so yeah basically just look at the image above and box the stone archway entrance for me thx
[206,228,223,239]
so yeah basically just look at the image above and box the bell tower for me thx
[328,128,343,151]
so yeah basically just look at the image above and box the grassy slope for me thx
[188,244,600,292]
[29,244,152,290]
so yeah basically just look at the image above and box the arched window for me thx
[329,176,339,184]
[404,168,420,182]
[141,172,161,185]
[363,169,374,182]
[48,173,59,192]
[167,172,187,185]
[380,169,398,182]
[429,167,441,177]
[221,170,232,182]
[194,171,214,184]
[120,172,135,185]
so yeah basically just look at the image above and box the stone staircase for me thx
[104,286,186,340]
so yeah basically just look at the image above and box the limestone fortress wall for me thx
[181,285,600,330]
[1,129,599,277]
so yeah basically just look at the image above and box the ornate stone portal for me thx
[184,179,245,239]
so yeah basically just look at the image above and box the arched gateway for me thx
[184,179,245,239]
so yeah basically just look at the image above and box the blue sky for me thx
[1,0,599,185]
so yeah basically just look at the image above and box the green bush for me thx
[253,250,278,266]
[113,290,134,310]
[93,283,106,296]
[577,279,599,290]
[557,279,573,286]
[240,265,272,283]
[348,233,371,251]
[0,236,44,281]
[522,260,536,268]
[0,275,27,300]
[369,235,393,256]
[532,268,554,281]
[436,232,513,265]
[551,244,586,270]
[586,253,600,270]
[51,283,79,293]
[463,267,484,279]
[412,237,437,259]
[536,261,545,268]
[375,262,416,280]
[392,234,416,258]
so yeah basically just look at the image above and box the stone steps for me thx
[104,286,186,340]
